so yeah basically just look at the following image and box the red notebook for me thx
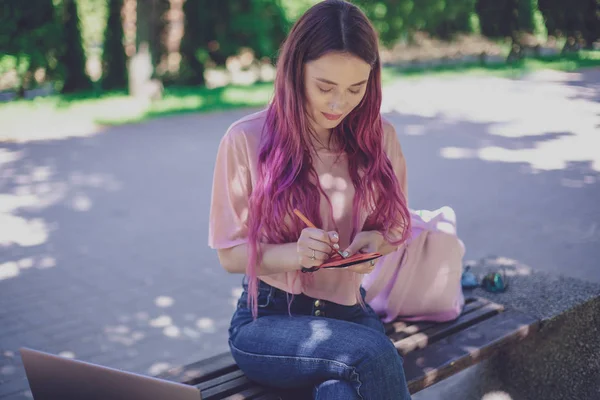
[320,251,383,269]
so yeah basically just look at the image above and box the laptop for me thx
[20,347,202,400]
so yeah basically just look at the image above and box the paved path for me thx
[1,69,599,398]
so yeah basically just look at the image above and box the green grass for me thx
[1,82,275,140]
[384,51,600,81]
[2,51,599,141]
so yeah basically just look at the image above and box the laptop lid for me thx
[20,347,202,400]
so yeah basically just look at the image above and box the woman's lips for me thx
[322,112,342,121]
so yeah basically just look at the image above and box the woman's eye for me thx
[317,86,361,95]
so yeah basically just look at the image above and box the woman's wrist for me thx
[367,230,398,255]
[251,242,304,275]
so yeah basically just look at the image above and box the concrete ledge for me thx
[490,295,600,400]
[414,256,600,400]
[464,256,600,322]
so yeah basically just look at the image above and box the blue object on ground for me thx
[461,266,479,289]
[482,270,509,293]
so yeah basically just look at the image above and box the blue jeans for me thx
[228,279,412,400]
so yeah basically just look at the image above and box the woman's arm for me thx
[343,230,399,258]
[217,242,300,275]
[218,227,339,276]
[373,232,401,255]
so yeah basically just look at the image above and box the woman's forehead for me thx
[305,53,371,84]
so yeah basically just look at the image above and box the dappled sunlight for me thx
[396,332,429,354]
[0,255,57,281]
[104,325,146,346]
[318,172,350,220]
[164,326,182,338]
[0,148,25,165]
[71,192,92,211]
[155,295,175,308]
[1,364,17,377]
[464,256,531,278]
[482,391,514,400]
[382,70,600,172]
[0,215,49,247]
[196,318,216,333]
[149,315,173,328]
[440,137,600,172]
[230,287,243,308]
[0,261,19,280]
[330,192,346,220]
[57,351,76,359]
[404,124,427,136]
[68,172,122,191]
[147,361,172,376]
[0,147,124,283]
[38,256,57,269]
[299,320,332,354]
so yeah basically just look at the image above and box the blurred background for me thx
[1,1,599,399]
[1,0,599,133]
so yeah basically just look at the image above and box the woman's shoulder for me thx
[380,115,401,150]
[222,108,268,146]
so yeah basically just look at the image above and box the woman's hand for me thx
[297,228,340,269]
[342,231,385,274]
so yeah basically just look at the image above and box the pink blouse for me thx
[208,109,408,305]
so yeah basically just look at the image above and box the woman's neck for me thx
[308,120,334,152]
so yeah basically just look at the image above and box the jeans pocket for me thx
[238,284,273,309]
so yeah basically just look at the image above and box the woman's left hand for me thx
[342,231,384,274]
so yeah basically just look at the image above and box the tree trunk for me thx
[60,0,92,93]
[102,0,128,90]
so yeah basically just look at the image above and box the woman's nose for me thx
[330,93,347,111]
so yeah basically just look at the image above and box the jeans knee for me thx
[358,332,403,373]
[314,379,360,400]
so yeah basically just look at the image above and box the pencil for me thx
[293,209,345,257]
[293,209,317,229]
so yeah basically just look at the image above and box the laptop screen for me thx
[20,348,202,400]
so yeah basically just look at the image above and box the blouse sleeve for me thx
[382,120,410,242]
[208,126,253,249]
[383,120,408,204]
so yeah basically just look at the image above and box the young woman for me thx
[209,1,412,398]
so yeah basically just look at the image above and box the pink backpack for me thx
[363,206,465,323]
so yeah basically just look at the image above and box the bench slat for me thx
[220,385,270,400]
[157,352,236,386]
[392,302,504,354]
[202,374,256,399]
[156,296,537,400]
[197,370,246,391]
[384,296,487,337]
[403,308,540,393]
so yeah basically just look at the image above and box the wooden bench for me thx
[158,296,539,399]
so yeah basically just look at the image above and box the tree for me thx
[60,0,92,93]
[135,0,169,75]
[102,0,128,90]
[178,0,207,85]
[354,0,478,45]
[0,0,62,96]
[583,0,600,48]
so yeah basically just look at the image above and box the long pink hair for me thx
[246,0,411,318]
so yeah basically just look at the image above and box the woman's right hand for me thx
[297,228,340,269]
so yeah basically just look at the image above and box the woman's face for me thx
[304,52,372,134]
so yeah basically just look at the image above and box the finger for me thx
[305,238,334,257]
[342,239,367,258]
[305,228,331,244]
[301,246,329,261]
[326,231,340,251]
[327,231,339,243]
[299,255,324,268]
